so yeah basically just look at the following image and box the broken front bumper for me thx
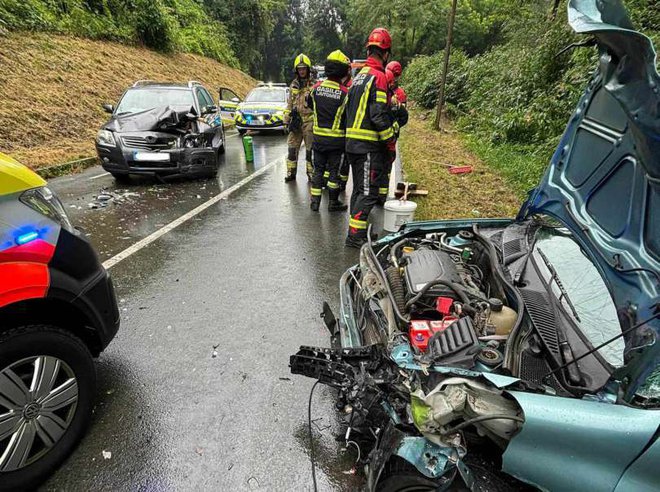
[96,145,216,176]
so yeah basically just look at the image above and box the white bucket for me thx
[383,200,417,232]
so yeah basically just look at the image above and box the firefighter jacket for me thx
[287,76,315,124]
[307,78,348,152]
[345,56,398,154]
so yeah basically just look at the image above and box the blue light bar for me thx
[16,231,39,245]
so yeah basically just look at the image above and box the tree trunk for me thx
[434,0,458,131]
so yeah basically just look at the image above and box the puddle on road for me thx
[292,386,365,491]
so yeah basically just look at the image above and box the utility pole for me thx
[434,0,458,131]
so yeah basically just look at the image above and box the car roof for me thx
[129,80,208,91]
[0,152,46,196]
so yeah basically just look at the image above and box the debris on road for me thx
[88,188,140,209]
[102,450,112,460]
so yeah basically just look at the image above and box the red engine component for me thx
[429,316,458,333]
[409,320,432,351]
[409,316,459,352]
[435,296,454,316]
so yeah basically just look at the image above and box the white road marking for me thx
[89,172,111,180]
[102,157,282,270]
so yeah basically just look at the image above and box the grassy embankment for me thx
[398,110,525,221]
[0,33,255,169]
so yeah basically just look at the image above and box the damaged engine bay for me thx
[291,220,618,490]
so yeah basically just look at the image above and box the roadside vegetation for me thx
[399,111,520,220]
[0,34,255,168]
[0,0,238,66]
[401,1,659,194]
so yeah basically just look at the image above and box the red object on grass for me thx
[449,165,473,174]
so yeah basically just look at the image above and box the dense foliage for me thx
[401,0,659,190]
[0,0,238,66]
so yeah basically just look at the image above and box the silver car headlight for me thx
[96,129,116,146]
[20,186,74,232]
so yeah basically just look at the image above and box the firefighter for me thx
[307,50,351,212]
[386,61,408,107]
[378,68,409,205]
[338,72,353,192]
[344,27,399,248]
[284,53,315,183]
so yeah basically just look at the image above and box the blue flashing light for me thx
[16,231,39,245]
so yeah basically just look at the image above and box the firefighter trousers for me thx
[311,150,343,203]
[286,120,314,178]
[378,149,396,201]
[347,151,388,240]
[339,154,350,190]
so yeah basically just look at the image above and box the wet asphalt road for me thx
[44,131,376,490]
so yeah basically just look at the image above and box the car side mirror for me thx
[204,105,218,115]
[102,104,114,114]
[231,97,240,103]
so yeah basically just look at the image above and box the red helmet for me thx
[386,69,395,88]
[386,61,402,77]
[366,28,392,50]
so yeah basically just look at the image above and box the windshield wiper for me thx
[544,310,660,382]
[536,248,581,323]
[535,247,583,385]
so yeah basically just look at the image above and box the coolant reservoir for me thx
[487,298,517,335]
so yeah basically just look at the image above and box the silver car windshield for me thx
[534,226,624,368]
[115,88,195,115]
[245,88,285,103]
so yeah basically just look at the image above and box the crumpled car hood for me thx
[103,106,195,133]
[518,0,659,396]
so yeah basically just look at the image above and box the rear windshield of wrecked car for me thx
[245,89,286,103]
[115,89,195,115]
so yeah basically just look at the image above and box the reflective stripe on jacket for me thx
[288,77,315,122]
[345,57,398,154]
[307,79,348,152]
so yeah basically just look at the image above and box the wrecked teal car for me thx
[291,1,659,490]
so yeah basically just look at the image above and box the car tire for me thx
[110,172,130,183]
[377,457,465,492]
[0,325,96,491]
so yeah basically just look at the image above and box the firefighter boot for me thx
[310,195,321,212]
[285,160,297,183]
[328,189,348,212]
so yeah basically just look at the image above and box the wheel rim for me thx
[0,356,78,472]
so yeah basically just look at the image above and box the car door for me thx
[218,87,241,120]
[195,87,223,149]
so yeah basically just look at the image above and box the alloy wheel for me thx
[0,356,79,472]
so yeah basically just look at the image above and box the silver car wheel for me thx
[0,356,78,472]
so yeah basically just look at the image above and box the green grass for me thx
[461,136,551,199]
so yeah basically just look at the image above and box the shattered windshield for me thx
[534,226,624,367]
[245,88,286,103]
[115,88,195,115]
